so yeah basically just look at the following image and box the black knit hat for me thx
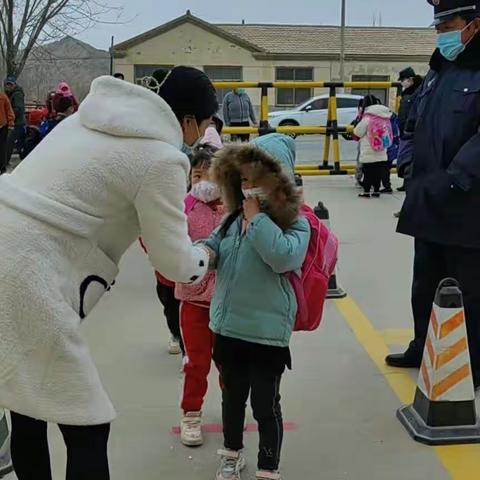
[152,66,219,124]
[398,67,416,81]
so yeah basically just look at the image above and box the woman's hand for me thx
[243,197,261,222]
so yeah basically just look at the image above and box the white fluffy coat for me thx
[0,76,208,425]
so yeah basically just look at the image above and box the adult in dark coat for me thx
[387,1,480,389]
[397,67,424,139]
[395,68,424,194]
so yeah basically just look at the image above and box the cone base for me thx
[327,286,347,299]
[397,404,480,446]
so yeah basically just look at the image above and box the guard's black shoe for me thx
[397,185,406,192]
[385,352,422,368]
[380,188,393,194]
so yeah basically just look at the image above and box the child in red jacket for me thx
[176,144,224,447]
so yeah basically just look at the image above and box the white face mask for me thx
[242,187,268,201]
[190,180,221,203]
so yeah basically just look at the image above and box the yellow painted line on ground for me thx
[335,296,480,480]
[380,328,414,346]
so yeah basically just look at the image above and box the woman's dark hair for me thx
[212,116,224,134]
[151,66,219,125]
[191,143,218,170]
[361,94,382,112]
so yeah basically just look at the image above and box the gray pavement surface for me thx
[295,135,358,166]
[5,177,453,480]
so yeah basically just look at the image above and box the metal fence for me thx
[213,81,402,176]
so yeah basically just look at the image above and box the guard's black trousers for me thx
[409,239,480,382]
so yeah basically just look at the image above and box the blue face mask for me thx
[236,88,246,95]
[181,117,202,156]
[437,23,471,61]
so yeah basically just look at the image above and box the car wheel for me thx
[279,120,299,139]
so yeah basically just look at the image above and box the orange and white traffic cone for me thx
[397,278,480,445]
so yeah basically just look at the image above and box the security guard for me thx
[388,0,480,387]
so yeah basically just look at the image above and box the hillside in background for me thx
[18,36,110,103]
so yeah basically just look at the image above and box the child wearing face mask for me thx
[175,143,224,448]
[204,135,310,480]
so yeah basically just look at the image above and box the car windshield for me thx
[295,96,362,111]
[296,98,326,110]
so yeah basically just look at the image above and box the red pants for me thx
[180,302,216,413]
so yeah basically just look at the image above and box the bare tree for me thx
[0,0,121,77]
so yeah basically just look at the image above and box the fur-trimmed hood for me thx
[211,140,300,231]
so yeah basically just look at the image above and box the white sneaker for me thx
[216,449,246,480]
[181,411,203,447]
[256,471,281,480]
[168,337,182,355]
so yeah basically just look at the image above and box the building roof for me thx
[113,11,437,60]
[219,24,437,58]
[114,11,264,53]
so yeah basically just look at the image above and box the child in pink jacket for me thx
[176,144,224,447]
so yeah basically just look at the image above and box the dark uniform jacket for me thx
[397,36,480,248]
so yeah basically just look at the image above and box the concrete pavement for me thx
[6,176,479,480]
[295,135,358,166]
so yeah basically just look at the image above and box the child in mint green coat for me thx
[205,135,310,480]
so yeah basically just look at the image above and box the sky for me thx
[78,0,433,50]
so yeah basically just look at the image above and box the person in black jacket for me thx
[397,68,423,138]
[387,0,480,390]
[395,68,423,194]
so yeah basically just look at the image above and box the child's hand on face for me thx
[243,197,261,222]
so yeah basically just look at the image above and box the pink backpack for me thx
[287,204,339,332]
[364,114,394,152]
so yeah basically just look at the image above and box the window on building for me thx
[134,65,173,85]
[204,66,243,105]
[350,75,390,106]
[276,67,313,107]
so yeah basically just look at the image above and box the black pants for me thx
[220,363,283,471]
[230,121,250,142]
[409,239,480,381]
[0,126,9,173]
[6,125,25,167]
[10,412,110,480]
[361,163,382,193]
[156,281,184,353]
[380,161,392,189]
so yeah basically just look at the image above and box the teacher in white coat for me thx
[0,66,218,479]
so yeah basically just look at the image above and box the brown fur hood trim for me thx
[211,144,300,231]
